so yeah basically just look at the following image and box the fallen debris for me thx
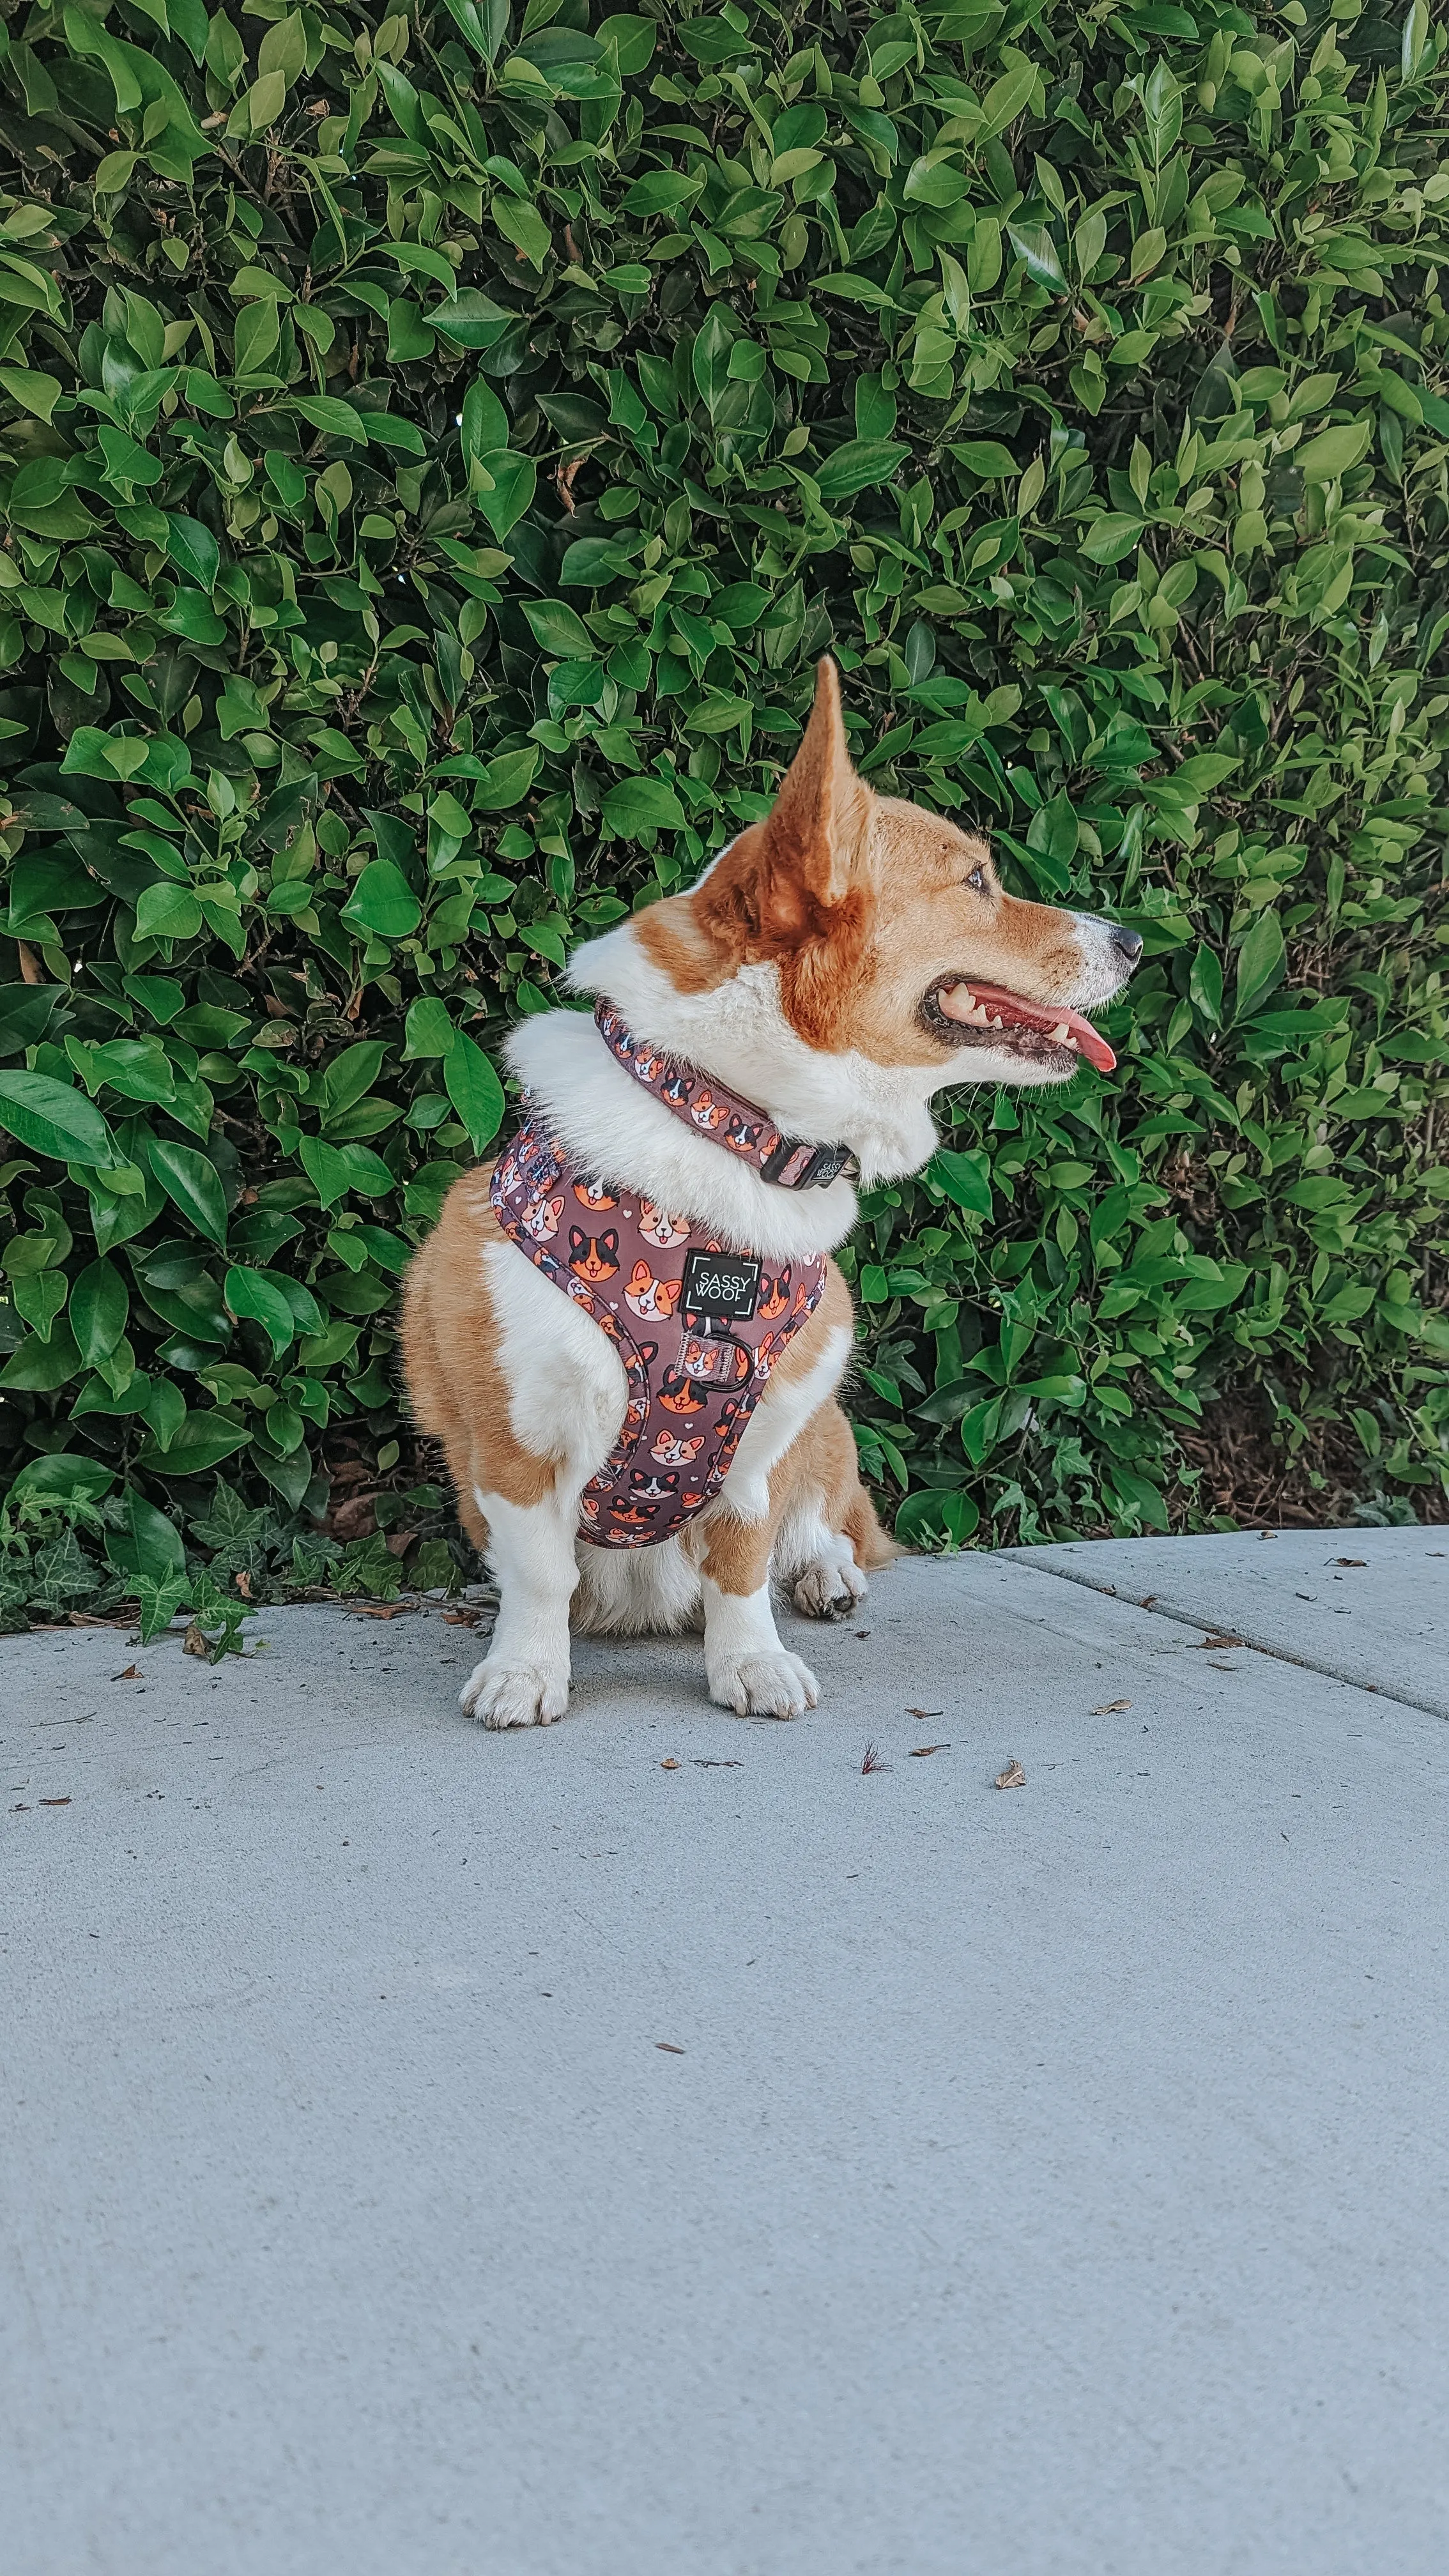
[443,1607,483,1627]
[861,1743,885,1774]
[693,1758,742,1768]
[656,2041,686,2055]
[181,1623,208,1660]
[909,1743,950,1758]
[40,1797,70,1807]
[1195,1634,1245,1650]
[111,1665,140,1682]
[659,1759,680,1770]
[994,1760,1026,1791]
[1092,1699,1132,1714]
[906,1707,944,1719]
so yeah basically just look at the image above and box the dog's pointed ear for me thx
[756,657,873,933]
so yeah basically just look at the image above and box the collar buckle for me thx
[760,1137,854,1191]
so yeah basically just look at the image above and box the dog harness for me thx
[489,1000,852,1551]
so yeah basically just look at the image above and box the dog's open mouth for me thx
[921,978,1117,1074]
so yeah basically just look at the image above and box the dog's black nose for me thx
[1110,925,1144,969]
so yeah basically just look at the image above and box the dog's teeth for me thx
[1048,1022,1071,1043]
[988,1013,1003,1029]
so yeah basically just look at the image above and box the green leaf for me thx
[522,599,594,657]
[602,776,686,836]
[70,1258,129,1367]
[225,1264,298,1354]
[10,1451,114,1503]
[341,860,422,939]
[930,1147,993,1217]
[0,1072,114,1166]
[813,438,910,500]
[1296,420,1372,482]
[104,1489,187,1581]
[146,1137,229,1245]
[442,1032,505,1153]
[1234,912,1287,1018]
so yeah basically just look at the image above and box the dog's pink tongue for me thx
[939,982,1116,1075]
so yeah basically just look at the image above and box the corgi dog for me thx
[624,1261,682,1321]
[520,1192,565,1243]
[638,1200,692,1250]
[653,1429,705,1466]
[689,1089,727,1131]
[572,1176,618,1211]
[758,1268,792,1321]
[567,1229,619,1284]
[403,658,1140,1729]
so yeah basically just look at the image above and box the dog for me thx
[402,657,1140,1728]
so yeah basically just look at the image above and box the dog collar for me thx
[593,998,854,1191]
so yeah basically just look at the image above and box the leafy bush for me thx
[1,0,1446,1613]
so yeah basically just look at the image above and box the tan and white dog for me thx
[402,659,1141,1728]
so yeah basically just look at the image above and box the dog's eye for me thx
[965,865,987,893]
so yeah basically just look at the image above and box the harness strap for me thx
[489,1117,827,1551]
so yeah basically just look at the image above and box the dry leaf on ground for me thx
[909,1743,950,1758]
[1091,1699,1133,1713]
[906,1706,944,1719]
[111,1664,140,1682]
[659,1759,680,1770]
[994,1761,1026,1790]
[656,2041,686,2055]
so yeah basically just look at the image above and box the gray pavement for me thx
[3,1532,1447,2576]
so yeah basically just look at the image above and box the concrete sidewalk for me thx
[3,1531,1447,2576]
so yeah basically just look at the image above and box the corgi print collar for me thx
[593,998,855,1192]
[490,1117,828,1551]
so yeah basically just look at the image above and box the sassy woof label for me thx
[681,1250,762,1321]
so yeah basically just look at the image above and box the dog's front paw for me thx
[709,1650,819,1719]
[459,1658,569,1729]
[791,1549,867,1621]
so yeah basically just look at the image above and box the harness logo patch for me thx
[680,1249,762,1322]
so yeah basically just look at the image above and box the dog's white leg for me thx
[461,1478,583,1728]
[777,1496,869,1620]
[702,1572,819,1719]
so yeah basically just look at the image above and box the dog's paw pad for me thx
[459,1660,569,1729]
[712,1650,819,1719]
[791,1554,867,1620]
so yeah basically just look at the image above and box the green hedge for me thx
[0,0,1446,1621]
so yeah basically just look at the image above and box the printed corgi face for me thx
[638,1200,691,1250]
[628,1469,680,1502]
[624,1261,682,1321]
[659,1068,694,1106]
[723,1113,762,1154]
[690,1089,726,1130]
[758,1266,792,1320]
[631,657,1142,1098]
[521,1193,564,1243]
[632,1046,667,1084]
[652,1430,704,1466]
[572,1176,618,1211]
[568,1227,620,1283]
[658,1372,705,1415]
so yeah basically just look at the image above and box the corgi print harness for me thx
[489,1001,852,1551]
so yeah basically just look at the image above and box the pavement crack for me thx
[1018,1562,1446,1722]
